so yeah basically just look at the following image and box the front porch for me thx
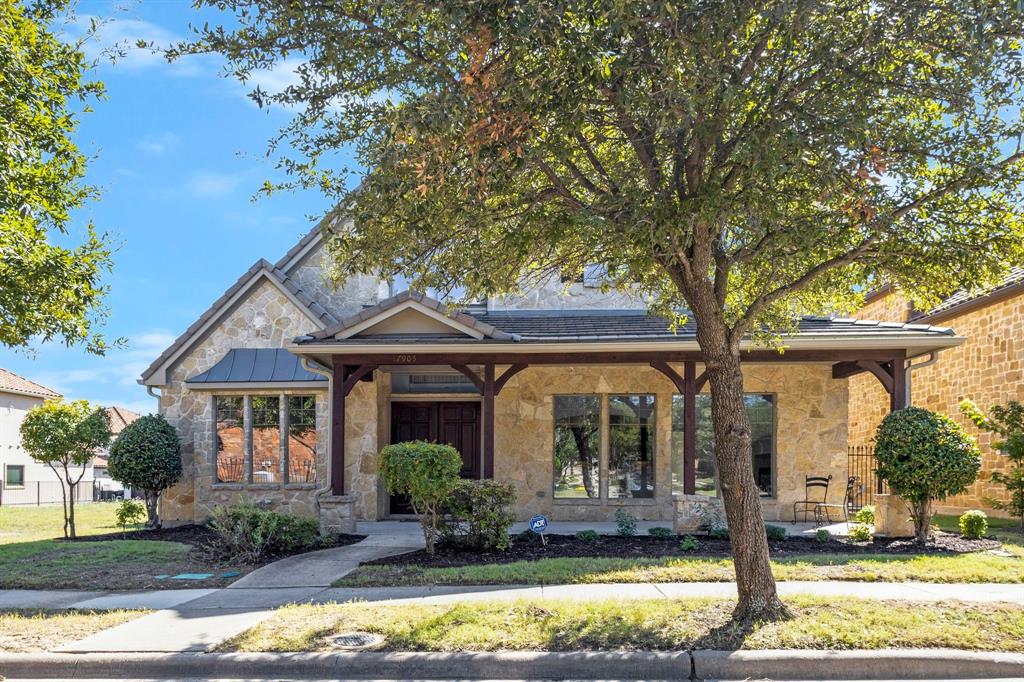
[287,292,961,532]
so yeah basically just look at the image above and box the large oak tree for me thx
[180,0,1024,620]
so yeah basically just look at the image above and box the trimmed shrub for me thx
[679,535,700,551]
[875,407,981,543]
[575,529,599,542]
[848,523,873,542]
[815,528,832,543]
[853,505,876,525]
[708,526,730,540]
[648,527,675,539]
[207,500,320,563]
[765,524,787,542]
[959,510,989,539]
[108,414,182,529]
[115,499,145,531]
[437,480,516,551]
[615,509,638,537]
[378,440,463,554]
[516,528,538,543]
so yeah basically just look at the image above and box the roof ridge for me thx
[0,368,61,399]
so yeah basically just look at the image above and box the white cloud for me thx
[186,171,242,198]
[137,132,180,156]
[67,15,210,76]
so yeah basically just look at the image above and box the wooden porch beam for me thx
[649,360,685,393]
[450,364,485,392]
[494,363,528,394]
[330,358,347,495]
[695,370,708,392]
[341,363,377,396]
[482,364,495,479]
[683,361,697,495]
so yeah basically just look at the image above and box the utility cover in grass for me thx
[219,571,241,578]
[171,573,214,580]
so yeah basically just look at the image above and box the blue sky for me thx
[0,0,358,414]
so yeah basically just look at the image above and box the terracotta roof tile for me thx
[0,369,61,399]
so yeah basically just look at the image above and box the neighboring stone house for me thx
[0,369,95,506]
[140,223,963,532]
[849,269,1024,516]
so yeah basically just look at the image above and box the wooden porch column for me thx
[683,361,697,495]
[330,358,347,495]
[482,363,495,479]
[890,357,907,411]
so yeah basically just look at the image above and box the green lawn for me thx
[0,608,146,652]
[337,547,1024,587]
[222,597,1024,652]
[0,503,224,590]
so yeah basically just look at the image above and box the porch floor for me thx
[356,519,853,539]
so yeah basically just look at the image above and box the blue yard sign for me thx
[528,514,548,533]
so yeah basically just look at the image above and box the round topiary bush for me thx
[874,407,981,543]
[108,414,182,529]
[959,509,988,539]
[378,440,462,554]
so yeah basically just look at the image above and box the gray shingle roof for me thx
[911,266,1024,321]
[296,298,956,346]
[186,349,326,385]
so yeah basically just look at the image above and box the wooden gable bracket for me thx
[832,357,907,411]
[341,363,377,396]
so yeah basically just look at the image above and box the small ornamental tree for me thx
[378,440,462,554]
[961,399,1024,530]
[19,399,110,538]
[108,414,183,529]
[874,407,981,543]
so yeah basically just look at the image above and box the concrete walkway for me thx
[52,531,424,654]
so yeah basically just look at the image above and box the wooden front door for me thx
[389,401,481,515]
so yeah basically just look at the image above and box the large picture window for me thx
[671,393,775,497]
[215,396,244,483]
[288,396,318,482]
[251,396,281,483]
[214,395,318,485]
[553,396,600,498]
[608,395,656,498]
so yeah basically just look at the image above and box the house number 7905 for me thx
[394,354,417,363]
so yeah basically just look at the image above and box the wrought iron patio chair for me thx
[814,476,862,527]
[792,475,832,522]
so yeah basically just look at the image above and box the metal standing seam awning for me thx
[185,348,326,390]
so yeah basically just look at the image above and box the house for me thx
[93,406,143,499]
[849,269,1024,516]
[140,223,963,532]
[0,369,95,506]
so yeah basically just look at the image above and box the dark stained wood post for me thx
[683,360,697,495]
[482,363,495,479]
[331,357,347,495]
[890,357,907,411]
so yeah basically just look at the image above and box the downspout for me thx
[301,357,337,517]
[904,351,941,407]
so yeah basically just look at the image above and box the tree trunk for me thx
[67,484,76,539]
[913,500,931,543]
[689,289,789,622]
[145,491,161,530]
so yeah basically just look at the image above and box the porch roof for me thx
[293,293,962,356]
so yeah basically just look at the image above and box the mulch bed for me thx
[71,524,366,564]
[367,531,1003,569]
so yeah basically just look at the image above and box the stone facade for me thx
[849,289,1024,514]
[155,232,850,527]
[158,278,330,524]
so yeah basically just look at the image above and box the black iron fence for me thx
[847,445,886,509]
[0,480,96,507]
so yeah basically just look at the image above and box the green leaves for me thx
[875,406,981,506]
[959,399,1024,527]
[1,0,112,353]
[108,414,183,495]
[19,399,111,468]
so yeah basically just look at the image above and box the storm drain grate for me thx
[333,632,384,649]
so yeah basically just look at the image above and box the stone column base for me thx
[874,494,914,537]
[318,494,356,534]
[674,494,726,533]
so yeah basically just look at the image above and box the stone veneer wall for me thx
[159,279,330,523]
[849,289,1024,513]
[286,244,390,320]
[490,274,649,310]
[493,362,848,523]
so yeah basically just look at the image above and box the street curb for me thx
[0,651,691,680]
[693,648,1024,680]
[1,649,1022,680]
